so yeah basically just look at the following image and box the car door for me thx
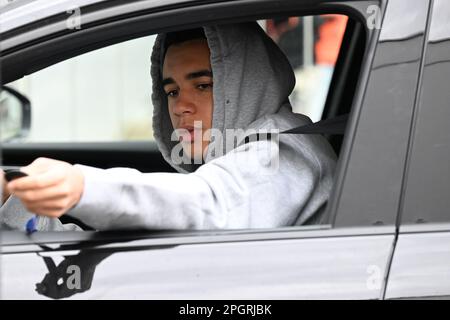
[0,0,426,299]
[384,0,450,300]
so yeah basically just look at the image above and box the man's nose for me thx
[173,92,196,116]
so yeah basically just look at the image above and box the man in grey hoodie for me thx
[1,22,336,232]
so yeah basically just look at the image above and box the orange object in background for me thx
[266,17,300,42]
[315,15,348,66]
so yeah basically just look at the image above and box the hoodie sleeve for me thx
[0,196,83,231]
[67,138,335,230]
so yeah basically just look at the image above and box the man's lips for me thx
[177,126,196,142]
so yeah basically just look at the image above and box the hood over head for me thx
[151,22,296,173]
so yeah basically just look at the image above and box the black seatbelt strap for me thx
[280,113,349,135]
[239,113,349,146]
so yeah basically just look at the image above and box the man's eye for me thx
[197,83,213,90]
[166,90,178,97]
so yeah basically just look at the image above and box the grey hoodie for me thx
[0,22,336,231]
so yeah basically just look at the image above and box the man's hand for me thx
[6,158,85,218]
[1,169,12,203]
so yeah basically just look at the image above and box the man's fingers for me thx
[23,196,71,218]
[21,157,55,175]
[1,170,10,203]
[8,158,82,217]
[25,205,66,218]
[8,168,65,191]
[25,198,68,211]
[13,184,71,203]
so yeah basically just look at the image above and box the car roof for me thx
[0,0,204,34]
[0,0,110,33]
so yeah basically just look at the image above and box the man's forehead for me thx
[162,40,212,79]
[162,69,213,87]
[162,62,212,78]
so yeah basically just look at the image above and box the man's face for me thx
[162,39,213,161]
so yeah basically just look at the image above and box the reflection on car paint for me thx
[35,249,112,299]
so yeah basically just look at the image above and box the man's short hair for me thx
[162,28,207,61]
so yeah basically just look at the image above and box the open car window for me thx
[0,10,368,241]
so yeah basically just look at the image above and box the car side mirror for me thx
[0,85,31,142]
